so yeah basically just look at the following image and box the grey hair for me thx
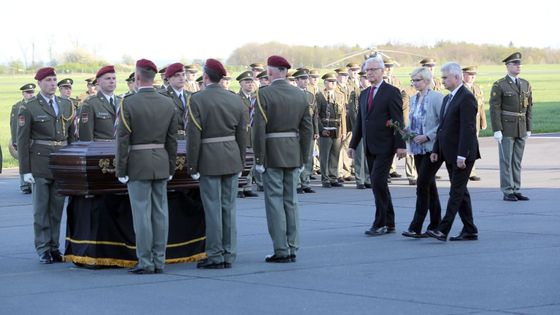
[362,55,384,71]
[410,67,432,82]
[440,62,462,80]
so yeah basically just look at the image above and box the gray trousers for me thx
[32,177,65,256]
[299,134,315,189]
[263,167,299,257]
[338,132,353,178]
[127,179,169,271]
[390,154,417,179]
[199,174,238,264]
[319,136,342,183]
[499,136,526,194]
[354,139,370,185]
[20,174,31,191]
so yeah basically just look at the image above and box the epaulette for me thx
[228,90,236,94]
[496,77,506,83]
[158,89,171,97]
[123,92,134,99]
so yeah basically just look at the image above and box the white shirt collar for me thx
[449,83,463,98]
[101,91,115,103]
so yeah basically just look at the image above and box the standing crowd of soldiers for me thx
[5,51,532,272]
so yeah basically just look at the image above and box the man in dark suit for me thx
[428,62,480,242]
[348,55,407,236]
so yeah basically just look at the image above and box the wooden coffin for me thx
[49,140,253,196]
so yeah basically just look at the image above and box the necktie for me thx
[441,93,453,118]
[515,78,521,91]
[367,86,377,112]
[179,93,185,108]
[112,98,119,137]
[49,99,59,116]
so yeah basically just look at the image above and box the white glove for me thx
[23,173,35,184]
[118,176,129,184]
[168,175,173,181]
[493,131,503,144]
[298,166,305,173]
[237,172,242,178]
[256,165,266,174]
[527,131,531,137]
[191,173,200,180]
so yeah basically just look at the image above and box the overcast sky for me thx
[2,0,558,66]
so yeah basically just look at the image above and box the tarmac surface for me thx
[1,134,559,314]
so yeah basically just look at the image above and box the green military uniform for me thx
[317,73,347,186]
[253,76,312,259]
[490,52,532,197]
[78,92,122,141]
[463,65,487,179]
[116,87,178,272]
[17,92,75,258]
[335,68,355,180]
[184,64,200,93]
[187,83,248,266]
[11,84,36,192]
[352,80,371,188]
[159,85,190,140]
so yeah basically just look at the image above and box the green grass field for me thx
[2,64,559,168]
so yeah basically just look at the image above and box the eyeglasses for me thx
[411,79,423,83]
[365,67,383,72]
[441,76,448,80]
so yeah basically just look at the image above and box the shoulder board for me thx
[123,92,135,99]
[496,78,506,83]
[228,90,236,94]
[519,78,529,83]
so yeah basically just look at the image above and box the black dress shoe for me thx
[223,262,232,269]
[264,254,291,263]
[39,252,53,264]
[50,250,64,263]
[128,265,154,274]
[297,188,304,194]
[503,193,518,201]
[408,179,417,185]
[449,232,478,241]
[331,182,343,187]
[302,187,316,193]
[344,176,356,181]
[154,268,164,274]
[514,193,529,201]
[426,230,447,241]
[364,183,372,189]
[356,184,366,189]
[322,182,332,188]
[402,230,422,238]
[196,260,225,269]
[469,176,481,181]
[244,191,259,197]
[289,254,296,262]
[309,175,317,180]
[21,188,32,194]
[387,226,396,233]
[365,226,387,236]
[237,191,245,198]
[389,172,402,178]
[337,177,344,183]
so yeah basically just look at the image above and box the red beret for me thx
[34,67,56,81]
[136,59,158,73]
[204,58,227,77]
[267,55,291,69]
[165,62,185,79]
[96,65,115,78]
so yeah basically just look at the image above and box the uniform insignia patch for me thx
[81,112,89,123]
[18,115,25,126]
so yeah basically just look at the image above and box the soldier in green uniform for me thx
[116,59,178,274]
[490,52,532,202]
[78,65,122,141]
[250,62,265,88]
[57,78,79,110]
[236,70,259,197]
[335,67,355,182]
[17,67,76,264]
[308,69,321,176]
[122,72,136,97]
[353,70,372,189]
[256,71,269,87]
[159,63,191,140]
[184,64,199,93]
[419,57,443,91]
[253,55,312,263]
[10,83,36,194]
[317,72,347,187]
[78,78,96,103]
[463,66,487,181]
[187,59,248,269]
[293,68,318,194]
[196,75,205,91]
[219,72,232,91]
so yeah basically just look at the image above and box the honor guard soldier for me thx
[78,77,96,102]
[187,59,248,269]
[159,63,191,140]
[184,64,200,93]
[293,68,318,194]
[116,59,178,274]
[253,55,313,263]
[287,71,297,86]
[158,66,169,91]
[10,83,36,194]
[335,67,356,182]
[220,72,232,91]
[308,69,321,95]
[250,62,265,88]
[57,78,79,110]
[490,52,532,202]
[17,67,76,264]
[236,70,260,197]
[256,71,270,87]
[78,65,122,141]
[196,75,205,91]
[317,72,347,187]
[123,72,136,97]
[353,71,372,189]
[462,66,487,181]
[419,57,443,91]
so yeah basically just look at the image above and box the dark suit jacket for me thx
[432,85,480,163]
[349,81,405,156]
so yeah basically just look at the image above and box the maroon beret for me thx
[34,67,56,81]
[96,65,115,78]
[136,59,158,73]
[204,58,227,77]
[165,62,185,79]
[267,55,291,69]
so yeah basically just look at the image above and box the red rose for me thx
[386,119,392,127]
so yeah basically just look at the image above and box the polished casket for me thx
[49,140,253,267]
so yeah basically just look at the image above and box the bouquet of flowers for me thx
[386,119,417,141]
